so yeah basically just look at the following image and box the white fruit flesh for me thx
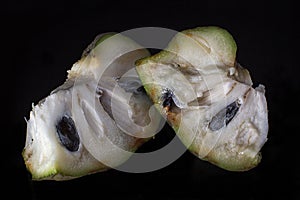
[136,26,268,171]
[23,88,108,180]
[23,33,157,180]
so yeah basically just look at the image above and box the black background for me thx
[3,0,299,199]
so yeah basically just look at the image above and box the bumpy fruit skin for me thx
[23,33,154,180]
[136,26,268,171]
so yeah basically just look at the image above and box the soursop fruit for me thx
[22,33,162,180]
[136,26,268,171]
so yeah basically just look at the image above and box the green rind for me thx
[31,168,58,180]
[81,33,117,58]
[95,33,116,47]
[136,26,237,67]
[182,26,237,66]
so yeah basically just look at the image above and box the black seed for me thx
[134,86,146,94]
[162,89,174,108]
[225,101,240,126]
[209,101,240,131]
[56,115,80,152]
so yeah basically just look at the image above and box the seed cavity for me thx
[209,101,240,131]
[56,115,80,152]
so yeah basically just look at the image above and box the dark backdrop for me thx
[3,0,298,199]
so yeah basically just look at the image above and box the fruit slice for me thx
[136,26,268,171]
[23,33,162,180]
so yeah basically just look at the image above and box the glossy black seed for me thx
[162,89,174,108]
[225,101,240,126]
[134,86,146,94]
[209,101,240,131]
[56,115,80,152]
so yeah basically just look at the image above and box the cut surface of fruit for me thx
[23,33,162,180]
[136,26,268,171]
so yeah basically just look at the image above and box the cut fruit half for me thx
[136,26,268,171]
[23,33,163,180]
